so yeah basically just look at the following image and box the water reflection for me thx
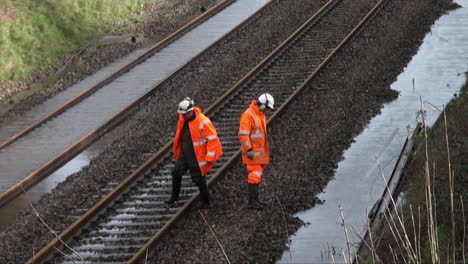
[279,0,468,262]
[0,0,271,231]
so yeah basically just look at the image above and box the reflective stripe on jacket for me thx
[173,107,223,176]
[238,100,270,165]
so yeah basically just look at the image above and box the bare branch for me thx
[275,196,293,263]
[198,210,231,264]
[20,185,84,262]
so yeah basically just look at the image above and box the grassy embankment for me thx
[363,76,468,263]
[0,0,148,115]
[0,0,145,81]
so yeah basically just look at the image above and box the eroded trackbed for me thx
[28,0,388,262]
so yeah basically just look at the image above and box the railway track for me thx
[0,0,271,208]
[28,0,388,262]
[0,0,233,151]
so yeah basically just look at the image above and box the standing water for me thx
[0,0,271,229]
[279,0,468,262]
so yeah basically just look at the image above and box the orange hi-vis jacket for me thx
[173,107,223,176]
[238,100,270,165]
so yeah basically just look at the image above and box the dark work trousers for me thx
[170,154,210,204]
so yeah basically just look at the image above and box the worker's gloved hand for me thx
[246,149,254,159]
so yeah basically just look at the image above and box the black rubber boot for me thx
[165,175,181,205]
[256,184,268,207]
[194,178,210,209]
[248,184,264,210]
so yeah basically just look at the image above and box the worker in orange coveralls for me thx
[165,97,223,209]
[238,93,274,210]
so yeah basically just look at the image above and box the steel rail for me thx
[0,0,233,151]
[268,0,387,124]
[0,0,271,209]
[132,0,388,262]
[27,0,388,262]
[202,0,336,117]
[24,1,278,263]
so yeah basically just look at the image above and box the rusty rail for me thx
[0,0,238,209]
[132,0,388,261]
[27,0,388,262]
[25,0,277,262]
[0,0,233,151]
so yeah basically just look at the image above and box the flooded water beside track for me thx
[279,0,468,262]
[0,0,270,230]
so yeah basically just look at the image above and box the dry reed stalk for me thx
[399,206,405,227]
[275,196,293,263]
[389,244,398,264]
[52,246,67,259]
[443,107,456,264]
[410,204,420,263]
[376,159,417,262]
[145,248,148,264]
[355,249,360,264]
[20,185,84,262]
[432,161,440,260]
[418,206,422,262]
[198,210,231,264]
[446,240,450,263]
[326,241,336,264]
[32,216,36,262]
[366,210,378,263]
[339,205,352,263]
[341,249,348,264]
[385,209,414,264]
[350,221,382,264]
[373,223,386,250]
[420,97,439,263]
[383,212,408,263]
[461,195,466,264]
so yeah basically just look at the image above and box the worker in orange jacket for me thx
[166,97,223,209]
[238,93,274,209]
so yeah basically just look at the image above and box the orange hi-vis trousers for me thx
[246,164,266,184]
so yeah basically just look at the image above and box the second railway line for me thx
[26,0,388,262]
[0,0,268,207]
[0,0,330,213]
[0,0,333,259]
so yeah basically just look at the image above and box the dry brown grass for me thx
[0,5,13,22]
[365,84,468,263]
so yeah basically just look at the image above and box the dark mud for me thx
[0,0,457,263]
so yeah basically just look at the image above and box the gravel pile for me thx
[0,0,457,262]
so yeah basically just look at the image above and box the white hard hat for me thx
[178,97,194,114]
[258,93,274,110]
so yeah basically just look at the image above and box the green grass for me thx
[0,0,145,81]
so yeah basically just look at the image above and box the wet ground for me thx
[0,0,269,229]
[0,0,221,231]
[0,0,457,263]
[279,0,468,261]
